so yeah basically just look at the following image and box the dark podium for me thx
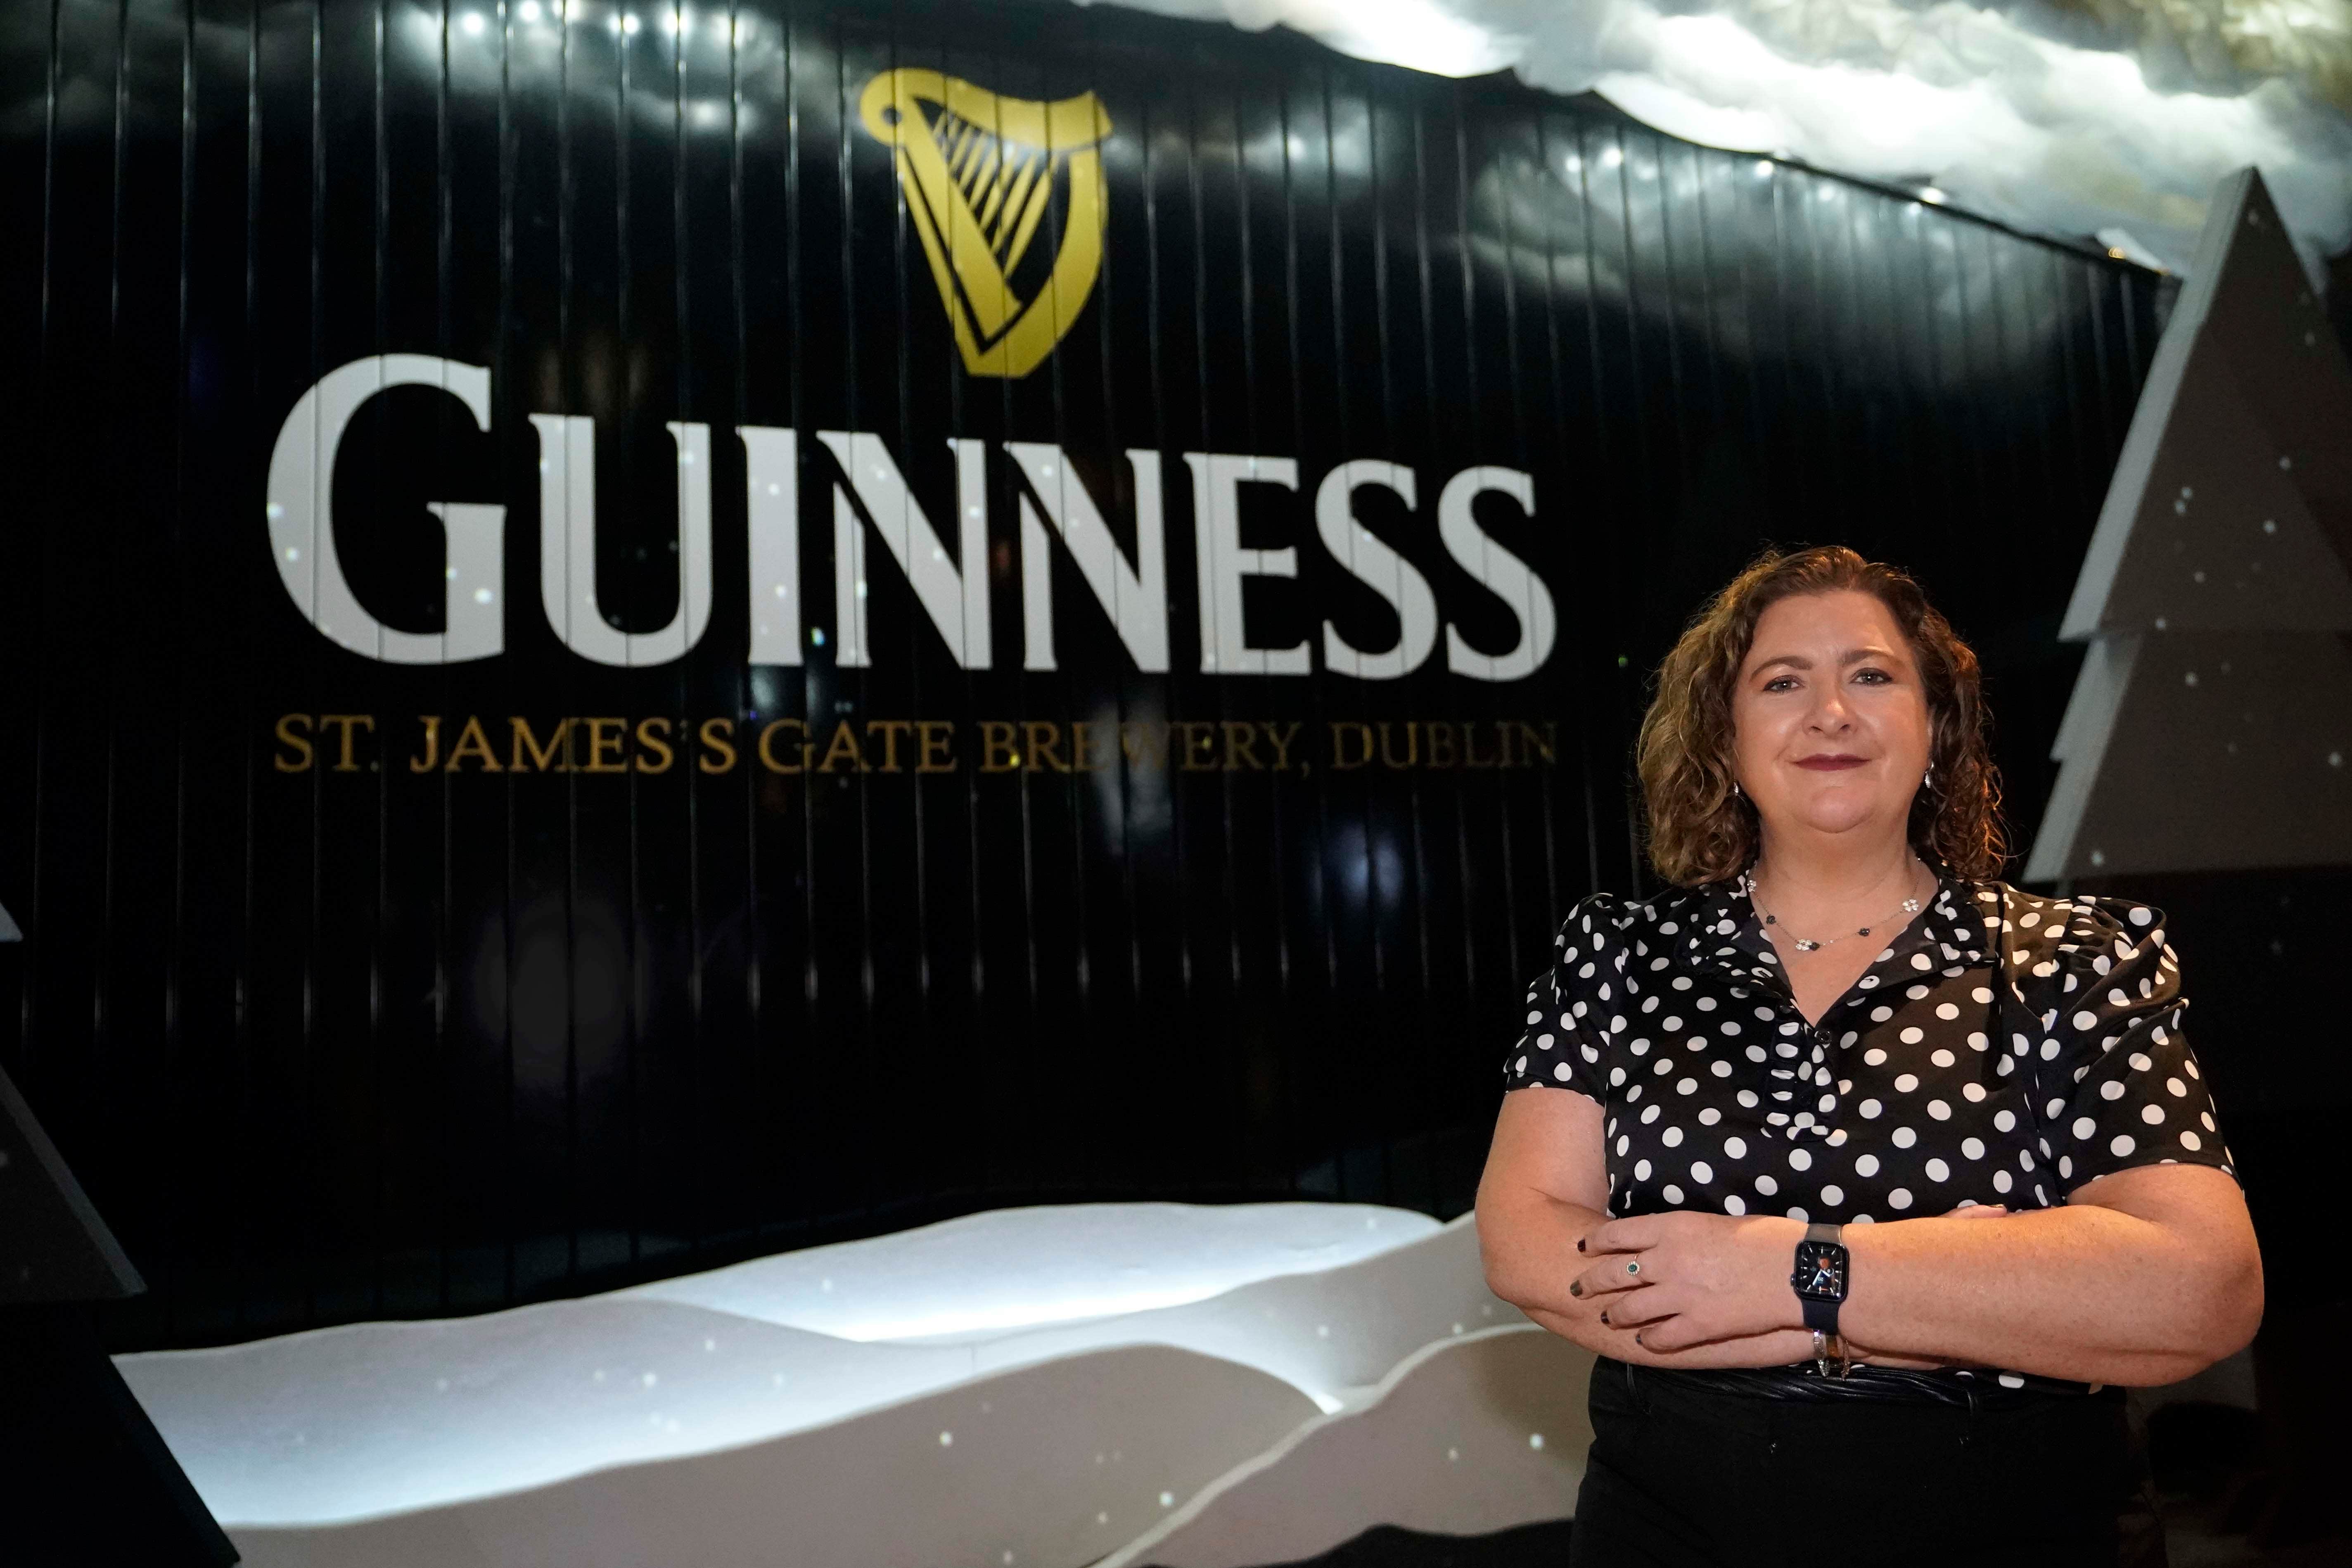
[0,1036,237,1564]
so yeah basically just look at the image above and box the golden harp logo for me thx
[859,69,1112,379]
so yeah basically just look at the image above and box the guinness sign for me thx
[0,0,2151,1347]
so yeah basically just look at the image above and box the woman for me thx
[1475,547,2262,1567]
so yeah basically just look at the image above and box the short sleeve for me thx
[2015,897,2236,1194]
[1501,894,1620,1105]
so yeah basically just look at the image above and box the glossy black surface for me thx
[0,0,2160,1349]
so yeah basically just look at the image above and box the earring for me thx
[1732,780,1743,799]
[1923,766,1935,791]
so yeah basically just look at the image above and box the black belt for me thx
[1643,1361,2113,1409]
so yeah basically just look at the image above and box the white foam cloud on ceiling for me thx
[1080,0,2352,280]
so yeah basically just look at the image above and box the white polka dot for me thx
[1756,1174,1779,1196]
[1961,1137,1984,1160]
[1615,1136,1629,1155]
[1894,1073,1919,1093]
[1892,1127,1917,1148]
[1928,1100,1951,1121]
[2072,1011,2098,1031]
[1994,1109,2016,1132]
[1662,1184,1684,1203]
[2140,1104,2164,1125]
[1888,1188,1913,1209]
[1931,1049,1956,1068]
[1699,1108,1722,1125]
[2071,1116,2096,1140]
[2179,1131,2201,1151]
[1790,1149,1813,1171]
[1787,1206,1810,1221]
[1900,1027,1924,1044]
[1859,1098,1883,1119]
[2098,1081,2124,1101]
[2129,1052,2153,1072]
[1855,1154,1880,1176]
[1663,1127,1685,1147]
[1911,954,1932,970]
[1936,1003,1960,1020]
[1821,1184,1845,1205]
[2166,1077,2187,1098]
[1724,1136,1747,1158]
[2039,1040,2060,1060]
[1635,1160,1652,1179]
[1738,1090,1760,1108]
[1925,1159,1949,1182]
[1692,1162,1714,1184]
[1863,1048,1889,1066]
[1993,1169,2013,1193]
[1725,1194,1747,1215]
[1962,1083,1987,1102]
[1870,1006,1894,1022]
[2110,1134,2136,1157]
[1966,1032,1989,1051]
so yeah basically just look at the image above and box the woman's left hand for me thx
[1568,1212,1806,1351]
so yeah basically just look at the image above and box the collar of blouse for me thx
[1682,872,1999,1005]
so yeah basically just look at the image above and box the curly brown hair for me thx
[1636,546,2006,887]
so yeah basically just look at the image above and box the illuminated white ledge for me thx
[614,1200,1438,1341]
[119,1202,1487,1530]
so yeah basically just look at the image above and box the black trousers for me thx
[1569,1358,2166,1568]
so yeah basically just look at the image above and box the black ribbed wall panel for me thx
[0,0,2161,1350]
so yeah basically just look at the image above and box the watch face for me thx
[1791,1242,1847,1300]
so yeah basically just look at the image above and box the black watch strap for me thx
[1799,1222,1845,1335]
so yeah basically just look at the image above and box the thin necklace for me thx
[1743,863,1927,953]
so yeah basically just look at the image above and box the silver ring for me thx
[1625,1260,1641,1277]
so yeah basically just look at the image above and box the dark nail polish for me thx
[1577,1238,1586,1253]
[1569,1281,1583,1298]
[1599,1311,1610,1325]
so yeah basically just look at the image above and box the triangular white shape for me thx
[2031,165,2352,880]
[0,899,19,942]
[2026,633,2352,880]
[2060,167,2352,639]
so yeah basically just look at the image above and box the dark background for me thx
[0,0,2243,1354]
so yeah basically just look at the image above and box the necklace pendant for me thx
[1902,898,1921,913]
[1856,927,1871,937]
[1794,938,1821,952]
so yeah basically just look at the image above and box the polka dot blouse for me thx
[1503,876,2236,1224]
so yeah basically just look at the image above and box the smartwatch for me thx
[1789,1222,1851,1377]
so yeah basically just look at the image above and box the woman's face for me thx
[1731,589,1933,848]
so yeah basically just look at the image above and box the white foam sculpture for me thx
[1106,1326,1593,1568]
[120,1202,1591,1568]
